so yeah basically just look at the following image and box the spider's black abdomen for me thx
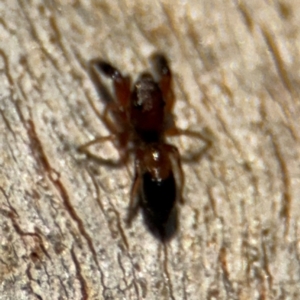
[141,171,178,241]
[142,171,176,221]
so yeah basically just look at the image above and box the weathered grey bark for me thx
[0,1,300,299]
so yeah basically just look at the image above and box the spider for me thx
[79,54,210,241]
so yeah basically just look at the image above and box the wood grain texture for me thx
[0,1,300,299]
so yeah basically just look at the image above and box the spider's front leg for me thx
[92,60,131,109]
[78,60,133,166]
[151,53,174,113]
[89,59,132,132]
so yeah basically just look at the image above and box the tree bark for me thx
[0,1,299,299]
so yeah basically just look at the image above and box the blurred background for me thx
[0,1,299,299]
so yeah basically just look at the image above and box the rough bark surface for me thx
[0,1,300,299]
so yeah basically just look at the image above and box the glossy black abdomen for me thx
[141,171,178,241]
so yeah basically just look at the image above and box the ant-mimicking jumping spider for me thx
[79,54,211,241]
